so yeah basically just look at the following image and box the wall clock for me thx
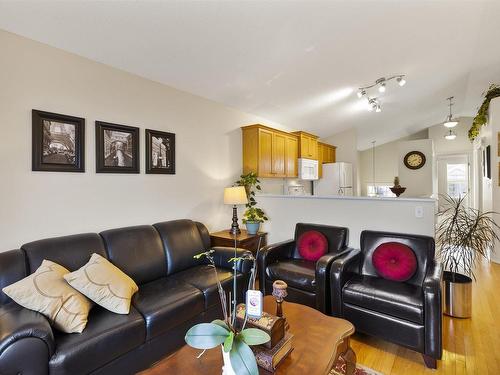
[404,151,426,170]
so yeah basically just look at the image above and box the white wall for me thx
[0,30,287,250]
[488,98,500,264]
[398,139,435,198]
[258,195,436,248]
[322,128,360,195]
[358,130,428,196]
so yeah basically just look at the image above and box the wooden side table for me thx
[210,229,268,255]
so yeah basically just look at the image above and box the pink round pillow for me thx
[297,231,328,261]
[372,242,417,282]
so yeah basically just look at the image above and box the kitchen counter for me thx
[257,194,436,203]
[256,194,436,248]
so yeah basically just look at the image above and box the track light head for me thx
[378,82,386,93]
[375,104,382,113]
[357,89,366,99]
[397,76,406,86]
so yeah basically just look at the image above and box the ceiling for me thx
[1,0,500,150]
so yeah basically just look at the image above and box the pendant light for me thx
[443,96,458,128]
[444,129,457,141]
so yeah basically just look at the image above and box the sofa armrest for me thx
[423,261,443,360]
[0,303,54,375]
[257,239,295,295]
[329,248,361,317]
[211,246,253,274]
[315,247,354,314]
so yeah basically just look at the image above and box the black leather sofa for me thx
[330,230,442,368]
[0,219,252,375]
[258,223,351,314]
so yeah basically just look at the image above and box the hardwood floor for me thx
[350,261,500,374]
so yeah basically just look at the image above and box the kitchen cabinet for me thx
[318,142,337,178]
[293,131,319,160]
[242,124,298,178]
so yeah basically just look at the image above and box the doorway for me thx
[437,154,470,210]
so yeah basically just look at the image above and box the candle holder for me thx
[272,280,289,330]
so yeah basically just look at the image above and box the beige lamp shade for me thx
[224,186,248,205]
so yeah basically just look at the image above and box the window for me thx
[447,164,468,198]
[367,184,396,197]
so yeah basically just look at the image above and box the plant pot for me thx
[221,345,236,375]
[245,221,260,235]
[390,186,406,197]
[442,271,472,318]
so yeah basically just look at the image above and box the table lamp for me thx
[224,186,248,235]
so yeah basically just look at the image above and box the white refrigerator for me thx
[314,162,354,196]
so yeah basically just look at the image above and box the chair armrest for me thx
[423,261,443,360]
[257,239,295,295]
[329,248,361,317]
[211,246,253,274]
[0,303,54,375]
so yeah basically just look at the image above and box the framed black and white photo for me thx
[95,121,139,173]
[145,129,175,174]
[32,109,85,172]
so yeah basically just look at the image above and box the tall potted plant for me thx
[236,172,268,234]
[436,194,499,318]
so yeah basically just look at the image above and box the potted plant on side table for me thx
[236,172,269,235]
[436,194,499,318]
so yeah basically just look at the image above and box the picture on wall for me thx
[32,109,85,172]
[145,129,175,174]
[95,121,139,173]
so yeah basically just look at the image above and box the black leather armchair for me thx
[330,230,443,368]
[258,223,351,314]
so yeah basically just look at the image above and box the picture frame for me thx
[95,121,140,173]
[32,109,85,172]
[145,129,175,174]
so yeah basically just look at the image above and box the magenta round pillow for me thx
[372,242,417,282]
[297,231,328,261]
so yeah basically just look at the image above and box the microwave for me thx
[298,158,319,180]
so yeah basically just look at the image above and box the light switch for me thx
[415,206,424,218]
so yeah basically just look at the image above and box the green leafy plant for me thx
[235,172,269,223]
[436,194,499,280]
[185,250,269,375]
[243,207,268,223]
[468,84,500,141]
[235,172,261,208]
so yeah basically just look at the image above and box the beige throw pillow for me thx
[2,260,92,333]
[64,253,138,314]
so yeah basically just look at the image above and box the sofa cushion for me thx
[22,233,107,273]
[64,253,138,314]
[292,223,348,259]
[3,260,92,333]
[132,277,204,340]
[297,230,328,261]
[153,220,207,275]
[49,306,145,375]
[170,265,245,309]
[343,275,424,324]
[266,260,316,293]
[372,242,417,282]
[100,225,167,285]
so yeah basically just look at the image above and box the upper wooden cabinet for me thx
[318,142,337,178]
[292,131,319,160]
[242,125,298,178]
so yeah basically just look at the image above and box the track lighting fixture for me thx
[356,75,406,112]
[444,129,457,140]
[443,96,458,128]
[357,89,366,98]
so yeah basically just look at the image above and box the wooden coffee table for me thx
[140,296,356,375]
